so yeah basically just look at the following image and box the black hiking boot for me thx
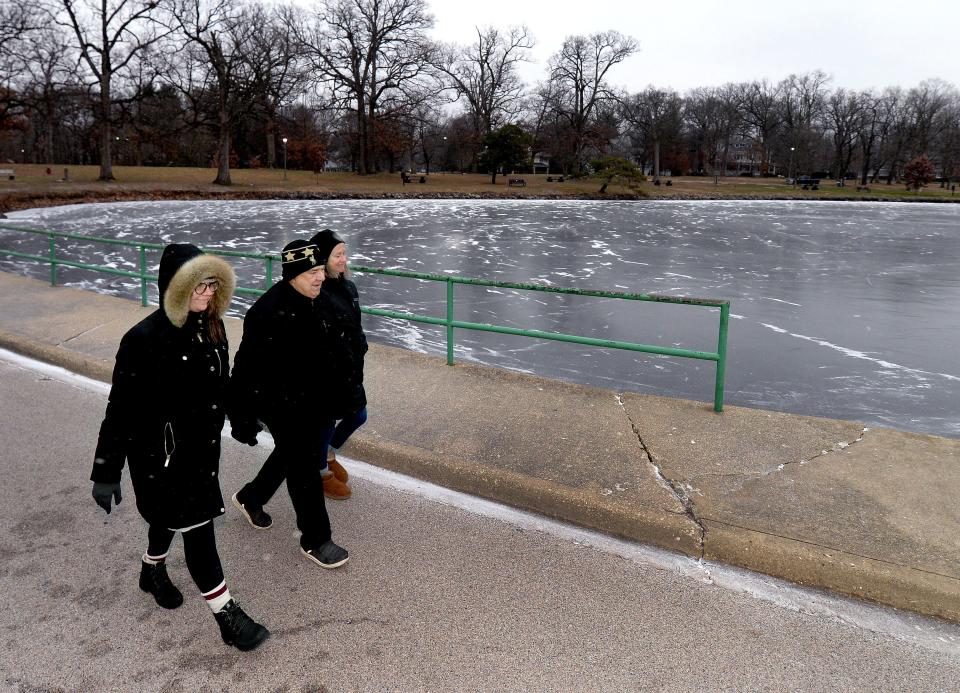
[214,599,270,651]
[139,561,184,610]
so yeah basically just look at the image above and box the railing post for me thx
[446,277,454,365]
[713,302,729,412]
[139,245,148,307]
[264,256,274,289]
[48,234,57,286]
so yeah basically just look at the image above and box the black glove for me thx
[92,481,122,514]
[231,420,262,446]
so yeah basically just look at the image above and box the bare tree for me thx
[737,79,782,174]
[825,87,863,182]
[7,24,81,163]
[434,24,533,157]
[52,0,167,180]
[521,80,558,172]
[166,0,256,185]
[853,89,888,185]
[902,78,953,157]
[249,3,311,169]
[295,0,434,175]
[683,85,741,176]
[1,0,42,57]
[876,87,910,183]
[935,94,960,187]
[621,86,681,181]
[545,31,638,172]
[779,71,830,175]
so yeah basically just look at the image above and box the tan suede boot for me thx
[322,471,351,500]
[327,456,349,483]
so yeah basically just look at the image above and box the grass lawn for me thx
[1,163,958,211]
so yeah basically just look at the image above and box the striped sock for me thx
[202,581,232,613]
[143,552,166,566]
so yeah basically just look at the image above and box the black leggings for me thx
[147,521,224,594]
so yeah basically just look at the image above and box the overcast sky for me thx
[429,0,959,94]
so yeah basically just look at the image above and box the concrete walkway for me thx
[0,270,957,622]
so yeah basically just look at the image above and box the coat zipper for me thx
[164,422,176,467]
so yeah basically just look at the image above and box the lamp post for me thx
[788,146,795,186]
[281,137,288,181]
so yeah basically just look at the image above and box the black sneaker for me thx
[214,599,269,651]
[232,492,272,529]
[302,541,349,569]
[139,561,184,609]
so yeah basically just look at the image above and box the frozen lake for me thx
[2,199,958,438]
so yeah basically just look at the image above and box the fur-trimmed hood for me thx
[158,243,236,327]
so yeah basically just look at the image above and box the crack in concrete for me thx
[767,427,869,475]
[57,322,109,346]
[616,393,706,559]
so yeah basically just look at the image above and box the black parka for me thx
[229,280,340,426]
[321,275,368,418]
[92,245,235,529]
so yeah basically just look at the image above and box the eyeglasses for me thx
[194,280,220,295]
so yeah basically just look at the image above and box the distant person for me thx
[91,243,269,652]
[310,229,369,500]
[228,239,349,569]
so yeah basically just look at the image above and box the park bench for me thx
[0,169,14,180]
[508,177,526,187]
[545,176,565,183]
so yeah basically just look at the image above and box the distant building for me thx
[532,151,550,174]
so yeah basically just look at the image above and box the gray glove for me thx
[92,481,122,514]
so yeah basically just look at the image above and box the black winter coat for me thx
[92,245,236,529]
[321,276,368,418]
[229,280,340,426]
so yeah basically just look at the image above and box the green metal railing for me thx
[0,224,730,411]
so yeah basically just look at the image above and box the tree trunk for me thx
[98,74,114,181]
[266,116,276,168]
[860,152,871,185]
[367,100,378,173]
[355,107,367,175]
[653,139,661,182]
[214,107,232,185]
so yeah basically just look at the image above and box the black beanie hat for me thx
[309,229,345,266]
[281,239,322,281]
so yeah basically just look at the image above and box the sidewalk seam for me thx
[617,393,706,559]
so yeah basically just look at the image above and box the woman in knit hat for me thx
[309,229,369,501]
[91,243,269,652]
[228,238,349,570]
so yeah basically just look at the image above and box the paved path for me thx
[0,271,957,623]
[2,355,959,690]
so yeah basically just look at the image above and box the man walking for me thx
[228,239,348,569]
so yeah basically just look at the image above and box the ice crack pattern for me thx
[2,199,958,438]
